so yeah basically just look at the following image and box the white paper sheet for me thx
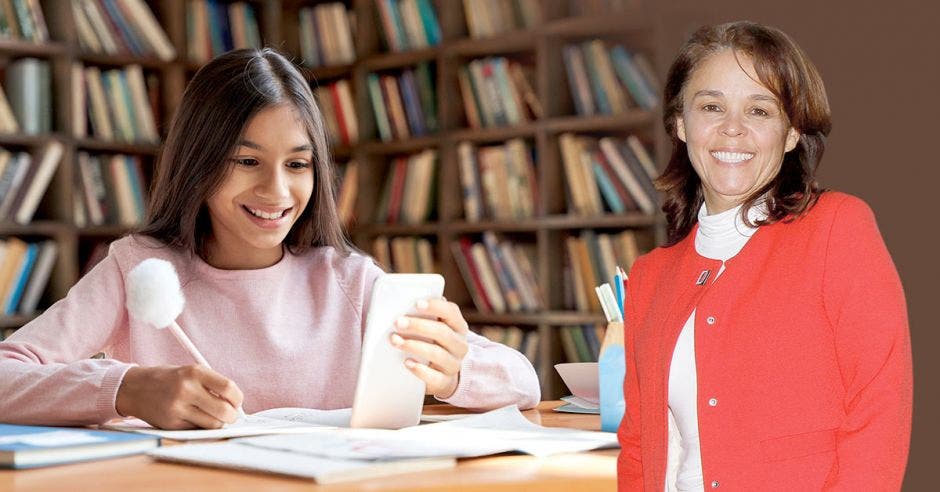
[103,408,352,440]
[238,405,618,460]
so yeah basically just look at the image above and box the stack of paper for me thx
[555,362,600,414]
[146,405,618,483]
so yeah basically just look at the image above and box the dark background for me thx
[649,1,938,489]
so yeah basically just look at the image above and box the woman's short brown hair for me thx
[139,47,348,258]
[657,21,832,245]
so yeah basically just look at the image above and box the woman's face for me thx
[205,104,314,269]
[676,49,800,214]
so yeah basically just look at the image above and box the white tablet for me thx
[350,273,445,429]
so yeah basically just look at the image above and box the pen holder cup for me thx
[598,321,625,433]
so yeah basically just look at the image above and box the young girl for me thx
[0,48,540,430]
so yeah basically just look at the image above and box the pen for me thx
[166,321,248,421]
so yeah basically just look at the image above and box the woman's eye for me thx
[702,104,721,112]
[234,158,259,167]
[288,161,311,169]
[751,107,770,117]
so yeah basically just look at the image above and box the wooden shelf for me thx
[0,221,70,236]
[77,53,174,69]
[359,47,439,72]
[0,133,66,147]
[464,310,607,326]
[446,31,538,57]
[74,139,162,155]
[355,222,442,236]
[356,136,441,155]
[76,225,137,237]
[0,39,68,57]
[302,63,354,81]
[448,123,538,143]
[543,111,654,133]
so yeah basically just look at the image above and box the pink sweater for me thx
[0,235,540,425]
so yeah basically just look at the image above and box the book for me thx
[0,423,159,469]
[17,239,57,314]
[13,140,64,224]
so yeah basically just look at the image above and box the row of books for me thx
[371,235,436,274]
[559,133,657,216]
[565,230,640,313]
[374,149,436,224]
[78,63,160,143]
[299,2,356,68]
[186,0,261,64]
[458,57,542,129]
[315,79,359,146]
[0,238,58,317]
[335,160,357,228]
[457,138,537,222]
[4,57,51,135]
[451,233,544,314]
[0,142,64,225]
[74,152,148,227]
[461,0,543,39]
[563,40,659,114]
[71,0,175,61]
[559,325,604,362]
[375,0,441,52]
[368,63,437,142]
[0,0,47,43]
[477,325,540,366]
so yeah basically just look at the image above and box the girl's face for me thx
[205,104,314,269]
[675,49,800,214]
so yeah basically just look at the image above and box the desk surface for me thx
[0,402,618,491]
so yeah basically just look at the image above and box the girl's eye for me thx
[234,158,259,167]
[702,104,721,112]
[751,107,770,117]
[288,161,311,169]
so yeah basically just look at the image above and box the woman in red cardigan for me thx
[617,21,911,491]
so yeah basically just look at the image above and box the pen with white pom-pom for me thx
[126,258,246,421]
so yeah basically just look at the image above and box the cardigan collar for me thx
[695,201,768,261]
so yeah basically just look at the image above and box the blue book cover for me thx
[592,158,625,214]
[0,424,159,469]
[101,0,146,56]
[415,0,441,46]
[5,242,38,315]
[398,69,427,136]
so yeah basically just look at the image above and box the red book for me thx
[456,237,493,312]
[594,149,638,211]
[386,158,408,223]
[329,82,350,145]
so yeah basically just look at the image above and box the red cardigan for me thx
[617,192,911,491]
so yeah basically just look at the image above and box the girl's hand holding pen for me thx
[390,298,469,399]
[116,365,243,430]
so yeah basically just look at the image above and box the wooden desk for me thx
[0,401,617,491]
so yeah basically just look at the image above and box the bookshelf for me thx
[1,0,663,398]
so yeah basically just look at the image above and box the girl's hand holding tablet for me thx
[391,298,469,399]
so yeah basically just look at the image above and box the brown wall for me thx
[650,1,940,489]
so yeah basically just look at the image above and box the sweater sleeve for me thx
[0,254,133,425]
[618,258,645,489]
[822,197,912,490]
[438,330,541,411]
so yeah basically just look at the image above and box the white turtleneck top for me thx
[667,201,766,491]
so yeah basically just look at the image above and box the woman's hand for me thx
[115,365,243,429]
[390,298,469,399]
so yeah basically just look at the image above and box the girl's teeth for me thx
[247,207,285,220]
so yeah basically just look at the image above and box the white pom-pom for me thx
[126,258,186,328]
